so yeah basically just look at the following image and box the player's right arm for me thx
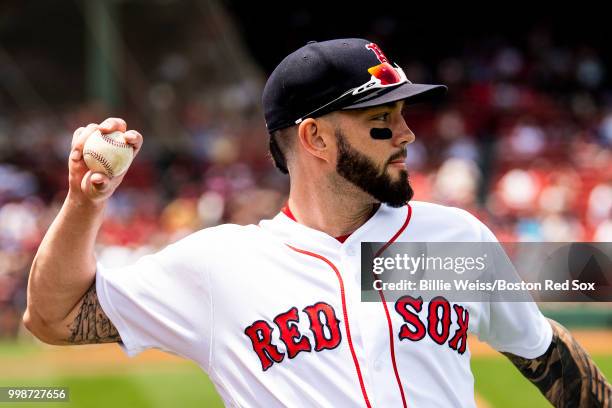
[23,118,143,345]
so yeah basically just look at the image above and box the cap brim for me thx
[342,82,447,110]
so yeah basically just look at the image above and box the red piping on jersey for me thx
[372,203,412,408]
[281,203,296,220]
[286,244,372,408]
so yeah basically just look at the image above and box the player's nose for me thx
[392,116,416,147]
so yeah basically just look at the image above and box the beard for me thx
[335,128,413,208]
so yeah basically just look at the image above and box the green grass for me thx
[471,354,612,408]
[0,365,223,408]
[0,348,611,407]
[0,341,39,358]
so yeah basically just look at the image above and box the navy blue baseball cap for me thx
[263,38,447,133]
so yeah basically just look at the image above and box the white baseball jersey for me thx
[96,201,552,407]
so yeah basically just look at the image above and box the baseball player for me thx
[25,39,610,407]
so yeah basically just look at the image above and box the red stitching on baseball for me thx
[100,133,132,149]
[84,149,114,178]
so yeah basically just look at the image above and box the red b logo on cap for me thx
[365,43,389,63]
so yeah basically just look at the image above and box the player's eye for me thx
[371,112,390,121]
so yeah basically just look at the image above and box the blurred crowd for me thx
[0,22,610,338]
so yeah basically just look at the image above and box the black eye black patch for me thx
[370,128,393,140]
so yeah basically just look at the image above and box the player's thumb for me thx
[81,171,114,201]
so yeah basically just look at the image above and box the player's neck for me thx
[287,180,377,238]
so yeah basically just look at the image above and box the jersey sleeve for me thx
[95,230,214,367]
[477,299,553,358]
[455,209,553,359]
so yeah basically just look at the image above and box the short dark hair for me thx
[269,127,295,174]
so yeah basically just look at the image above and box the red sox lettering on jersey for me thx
[244,301,342,371]
[244,295,470,371]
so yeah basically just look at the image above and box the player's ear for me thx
[296,118,333,163]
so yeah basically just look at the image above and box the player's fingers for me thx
[90,172,109,187]
[71,127,85,147]
[69,148,83,163]
[71,123,98,151]
[71,123,99,153]
[68,149,92,191]
[124,130,143,155]
[81,171,112,200]
[98,117,127,133]
[68,124,99,178]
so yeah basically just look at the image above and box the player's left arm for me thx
[503,318,611,408]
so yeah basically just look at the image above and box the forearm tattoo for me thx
[66,282,121,344]
[503,319,611,408]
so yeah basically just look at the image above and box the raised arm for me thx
[503,318,611,408]
[23,118,143,345]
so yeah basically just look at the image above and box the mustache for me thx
[386,148,407,165]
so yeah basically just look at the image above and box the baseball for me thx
[83,130,134,178]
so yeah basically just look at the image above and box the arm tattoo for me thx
[503,318,611,408]
[66,282,121,344]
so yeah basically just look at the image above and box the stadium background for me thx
[0,1,610,407]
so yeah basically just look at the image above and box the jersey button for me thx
[373,359,382,371]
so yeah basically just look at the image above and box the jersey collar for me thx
[280,202,376,243]
[259,203,411,257]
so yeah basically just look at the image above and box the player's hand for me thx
[67,118,143,205]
